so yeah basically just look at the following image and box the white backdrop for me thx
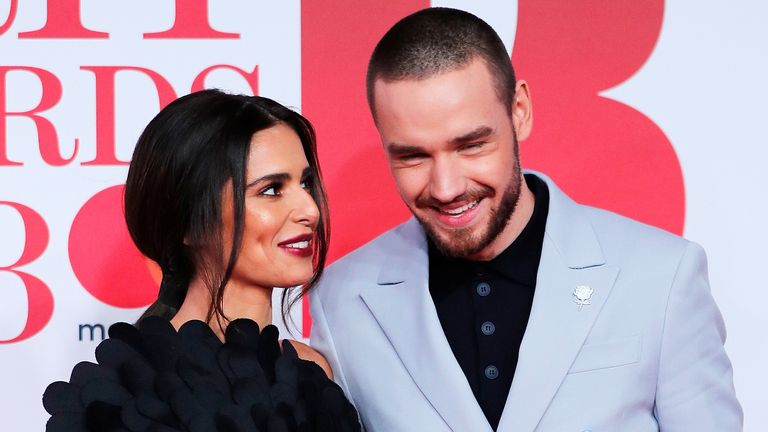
[0,1,766,430]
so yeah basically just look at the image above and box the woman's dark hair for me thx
[125,89,329,328]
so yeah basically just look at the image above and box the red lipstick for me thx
[278,233,314,258]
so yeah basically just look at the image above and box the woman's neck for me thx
[170,276,273,340]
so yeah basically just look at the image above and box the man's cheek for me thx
[393,172,424,201]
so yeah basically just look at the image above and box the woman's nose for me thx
[293,187,320,227]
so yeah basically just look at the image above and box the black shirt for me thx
[428,174,549,430]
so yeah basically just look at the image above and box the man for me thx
[310,7,741,431]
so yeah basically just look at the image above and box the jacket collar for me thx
[364,172,617,431]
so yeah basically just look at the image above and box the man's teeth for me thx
[442,200,479,215]
[284,240,309,249]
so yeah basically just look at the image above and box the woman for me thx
[43,90,360,432]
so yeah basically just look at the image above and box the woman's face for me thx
[222,123,320,290]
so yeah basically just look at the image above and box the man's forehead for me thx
[374,59,497,102]
[376,65,499,117]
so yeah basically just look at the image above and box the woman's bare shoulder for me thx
[287,339,333,379]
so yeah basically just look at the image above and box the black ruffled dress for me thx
[43,317,361,432]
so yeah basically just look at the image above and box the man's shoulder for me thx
[534,170,690,254]
[332,217,421,266]
[577,202,692,264]
[584,203,686,243]
[526,171,690,250]
[314,218,421,298]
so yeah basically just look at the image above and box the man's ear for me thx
[511,80,533,141]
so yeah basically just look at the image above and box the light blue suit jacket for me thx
[310,173,742,431]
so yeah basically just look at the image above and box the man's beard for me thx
[411,126,523,259]
[416,171,521,258]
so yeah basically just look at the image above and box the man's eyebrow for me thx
[385,126,494,156]
[386,143,424,156]
[449,126,494,145]
[247,172,290,188]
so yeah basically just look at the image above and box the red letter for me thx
[17,0,107,39]
[191,64,258,94]
[300,0,427,337]
[0,66,75,166]
[513,0,684,234]
[80,66,177,166]
[69,186,159,308]
[0,0,18,36]
[0,202,54,344]
[144,0,238,39]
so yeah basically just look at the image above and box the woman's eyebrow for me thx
[246,172,290,188]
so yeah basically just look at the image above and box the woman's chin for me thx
[274,273,314,289]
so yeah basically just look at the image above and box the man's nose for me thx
[428,156,466,204]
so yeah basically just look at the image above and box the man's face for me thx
[373,58,532,259]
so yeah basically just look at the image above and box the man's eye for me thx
[399,153,426,161]
[461,142,485,151]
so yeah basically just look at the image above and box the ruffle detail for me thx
[43,317,361,432]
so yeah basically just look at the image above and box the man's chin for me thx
[422,223,485,258]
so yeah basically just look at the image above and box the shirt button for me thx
[481,321,496,336]
[476,282,491,297]
[485,365,499,380]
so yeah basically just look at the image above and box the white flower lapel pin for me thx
[573,285,594,311]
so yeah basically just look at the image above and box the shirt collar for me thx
[429,174,550,287]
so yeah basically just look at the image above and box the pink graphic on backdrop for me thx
[143,0,240,39]
[0,66,72,166]
[0,0,19,36]
[513,0,684,234]
[0,202,53,343]
[69,185,159,308]
[17,0,108,39]
[302,0,429,335]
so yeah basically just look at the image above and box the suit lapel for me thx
[497,174,620,431]
[360,218,492,432]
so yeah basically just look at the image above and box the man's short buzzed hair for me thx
[366,7,517,117]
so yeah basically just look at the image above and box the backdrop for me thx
[1,1,766,430]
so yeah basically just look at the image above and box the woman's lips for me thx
[278,233,314,258]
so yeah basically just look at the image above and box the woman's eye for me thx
[300,178,313,189]
[260,185,281,196]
